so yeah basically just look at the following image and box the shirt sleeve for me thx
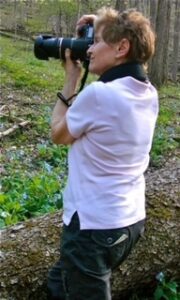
[66,83,99,138]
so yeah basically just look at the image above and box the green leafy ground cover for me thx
[0,35,179,229]
[0,35,179,300]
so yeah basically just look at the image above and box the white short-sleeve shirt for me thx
[63,76,158,229]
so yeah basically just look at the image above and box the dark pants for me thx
[47,212,145,300]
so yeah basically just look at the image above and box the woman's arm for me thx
[51,49,82,145]
[51,14,97,145]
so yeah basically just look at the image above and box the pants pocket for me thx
[90,227,134,270]
[91,228,129,248]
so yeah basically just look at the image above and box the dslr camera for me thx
[34,24,94,62]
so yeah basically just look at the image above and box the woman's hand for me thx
[62,48,82,88]
[76,14,97,32]
[59,48,82,102]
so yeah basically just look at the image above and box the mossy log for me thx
[0,155,180,300]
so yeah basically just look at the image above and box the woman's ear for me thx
[115,38,130,59]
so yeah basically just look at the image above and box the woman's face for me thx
[87,26,120,76]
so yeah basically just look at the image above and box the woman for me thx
[47,7,158,300]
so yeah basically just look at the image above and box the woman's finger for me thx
[65,48,71,60]
[76,14,96,26]
[76,14,97,32]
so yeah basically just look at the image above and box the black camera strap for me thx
[57,61,89,107]
[78,60,89,92]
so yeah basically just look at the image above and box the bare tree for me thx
[115,0,129,11]
[134,0,146,12]
[171,0,180,81]
[149,0,172,86]
[143,0,150,16]
[162,0,171,82]
[0,0,179,84]
[149,0,158,30]
[13,0,17,38]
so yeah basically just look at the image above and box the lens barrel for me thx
[34,25,93,61]
[60,38,92,61]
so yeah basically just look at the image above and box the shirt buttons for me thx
[107,237,113,244]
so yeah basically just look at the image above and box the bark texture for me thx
[149,0,171,86]
[0,155,180,300]
[171,0,180,81]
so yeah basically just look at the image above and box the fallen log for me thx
[0,154,179,300]
[0,120,31,139]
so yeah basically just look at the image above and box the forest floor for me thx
[1,79,180,226]
[0,35,180,299]
[1,74,180,300]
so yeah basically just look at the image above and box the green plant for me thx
[151,125,178,166]
[0,169,64,228]
[1,36,179,230]
[154,272,179,300]
[150,98,179,166]
[0,140,68,228]
[37,143,68,166]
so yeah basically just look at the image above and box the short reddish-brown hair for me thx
[94,7,156,64]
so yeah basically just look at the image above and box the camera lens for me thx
[60,38,91,61]
[34,35,60,60]
[59,38,72,60]
[34,24,93,61]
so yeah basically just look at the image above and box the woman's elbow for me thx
[51,128,64,144]
[50,121,62,144]
[51,130,60,144]
[51,120,75,145]
[51,128,73,145]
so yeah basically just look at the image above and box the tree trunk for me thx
[149,0,171,86]
[171,0,180,81]
[149,0,158,29]
[115,0,129,11]
[162,0,171,84]
[134,0,144,12]
[0,155,179,300]
[13,0,17,40]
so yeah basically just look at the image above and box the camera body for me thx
[34,24,94,61]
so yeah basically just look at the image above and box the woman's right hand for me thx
[62,48,82,86]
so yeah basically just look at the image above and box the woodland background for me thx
[0,0,180,86]
[0,1,180,300]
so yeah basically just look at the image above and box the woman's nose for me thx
[87,43,94,55]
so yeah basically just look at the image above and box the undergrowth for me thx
[0,35,179,228]
[0,36,64,91]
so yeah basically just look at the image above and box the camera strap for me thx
[57,61,89,107]
[78,60,89,92]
